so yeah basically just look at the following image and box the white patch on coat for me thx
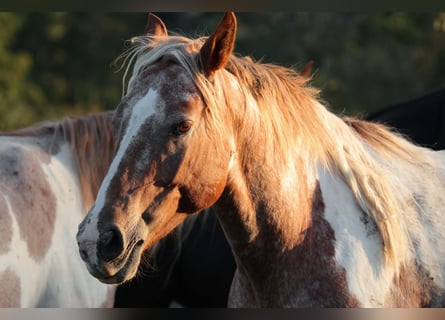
[78,89,159,265]
[318,165,396,307]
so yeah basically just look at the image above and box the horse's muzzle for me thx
[77,229,144,284]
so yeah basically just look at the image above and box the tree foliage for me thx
[1,12,444,130]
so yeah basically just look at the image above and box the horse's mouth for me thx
[90,239,144,285]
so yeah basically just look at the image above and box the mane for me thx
[57,112,116,212]
[220,55,438,271]
[121,33,439,271]
[2,112,116,212]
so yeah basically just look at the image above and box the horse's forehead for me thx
[0,143,57,262]
[133,62,201,110]
[117,64,203,141]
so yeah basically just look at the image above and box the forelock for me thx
[118,35,207,97]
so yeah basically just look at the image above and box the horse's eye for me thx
[173,120,193,136]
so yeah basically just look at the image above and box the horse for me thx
[115,59,313,308]
[0,112,116,307]
[0,109,235,307]
[367,85,445,151]
[114,84,445,308]
[77,12,445,307]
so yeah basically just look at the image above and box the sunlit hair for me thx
[117,32,441,273]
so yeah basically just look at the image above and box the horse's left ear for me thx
[144,13,168,38]
[200,12,237,78]
[300,60,315,78]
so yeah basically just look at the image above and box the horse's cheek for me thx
[178,177,227,213]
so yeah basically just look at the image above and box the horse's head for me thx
[77,13,238,283]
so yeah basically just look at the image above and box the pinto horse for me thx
[115,85,445,307]
[0,113,116,307]
[0,111,232,307]
[77,13,445,307]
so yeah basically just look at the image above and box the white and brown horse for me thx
[0,111,234,307]
[77,13,445,307]
[0,113,116,307]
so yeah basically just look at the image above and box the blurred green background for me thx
[1,12,445,131]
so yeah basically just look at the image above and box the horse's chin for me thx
[94,243,143,285]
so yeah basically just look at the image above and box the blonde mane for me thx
[219,55,440,270]
[122,33,439,270]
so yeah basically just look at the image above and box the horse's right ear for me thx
[144,13,168,38]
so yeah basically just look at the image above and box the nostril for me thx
[98,225,125,262]
[102,229,117,247]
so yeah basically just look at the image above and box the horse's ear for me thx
[144,13,168,38]
[200,12,237,78]
[300,60,314,78]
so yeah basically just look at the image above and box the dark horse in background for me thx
[114,208,236,307]
[114,85,445,307]
[367,85,445,150]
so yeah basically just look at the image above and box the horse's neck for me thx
[215,155,331,306]
[216,149,319,257]
[213,93,346,305]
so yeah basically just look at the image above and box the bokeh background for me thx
[1,12,445,131]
